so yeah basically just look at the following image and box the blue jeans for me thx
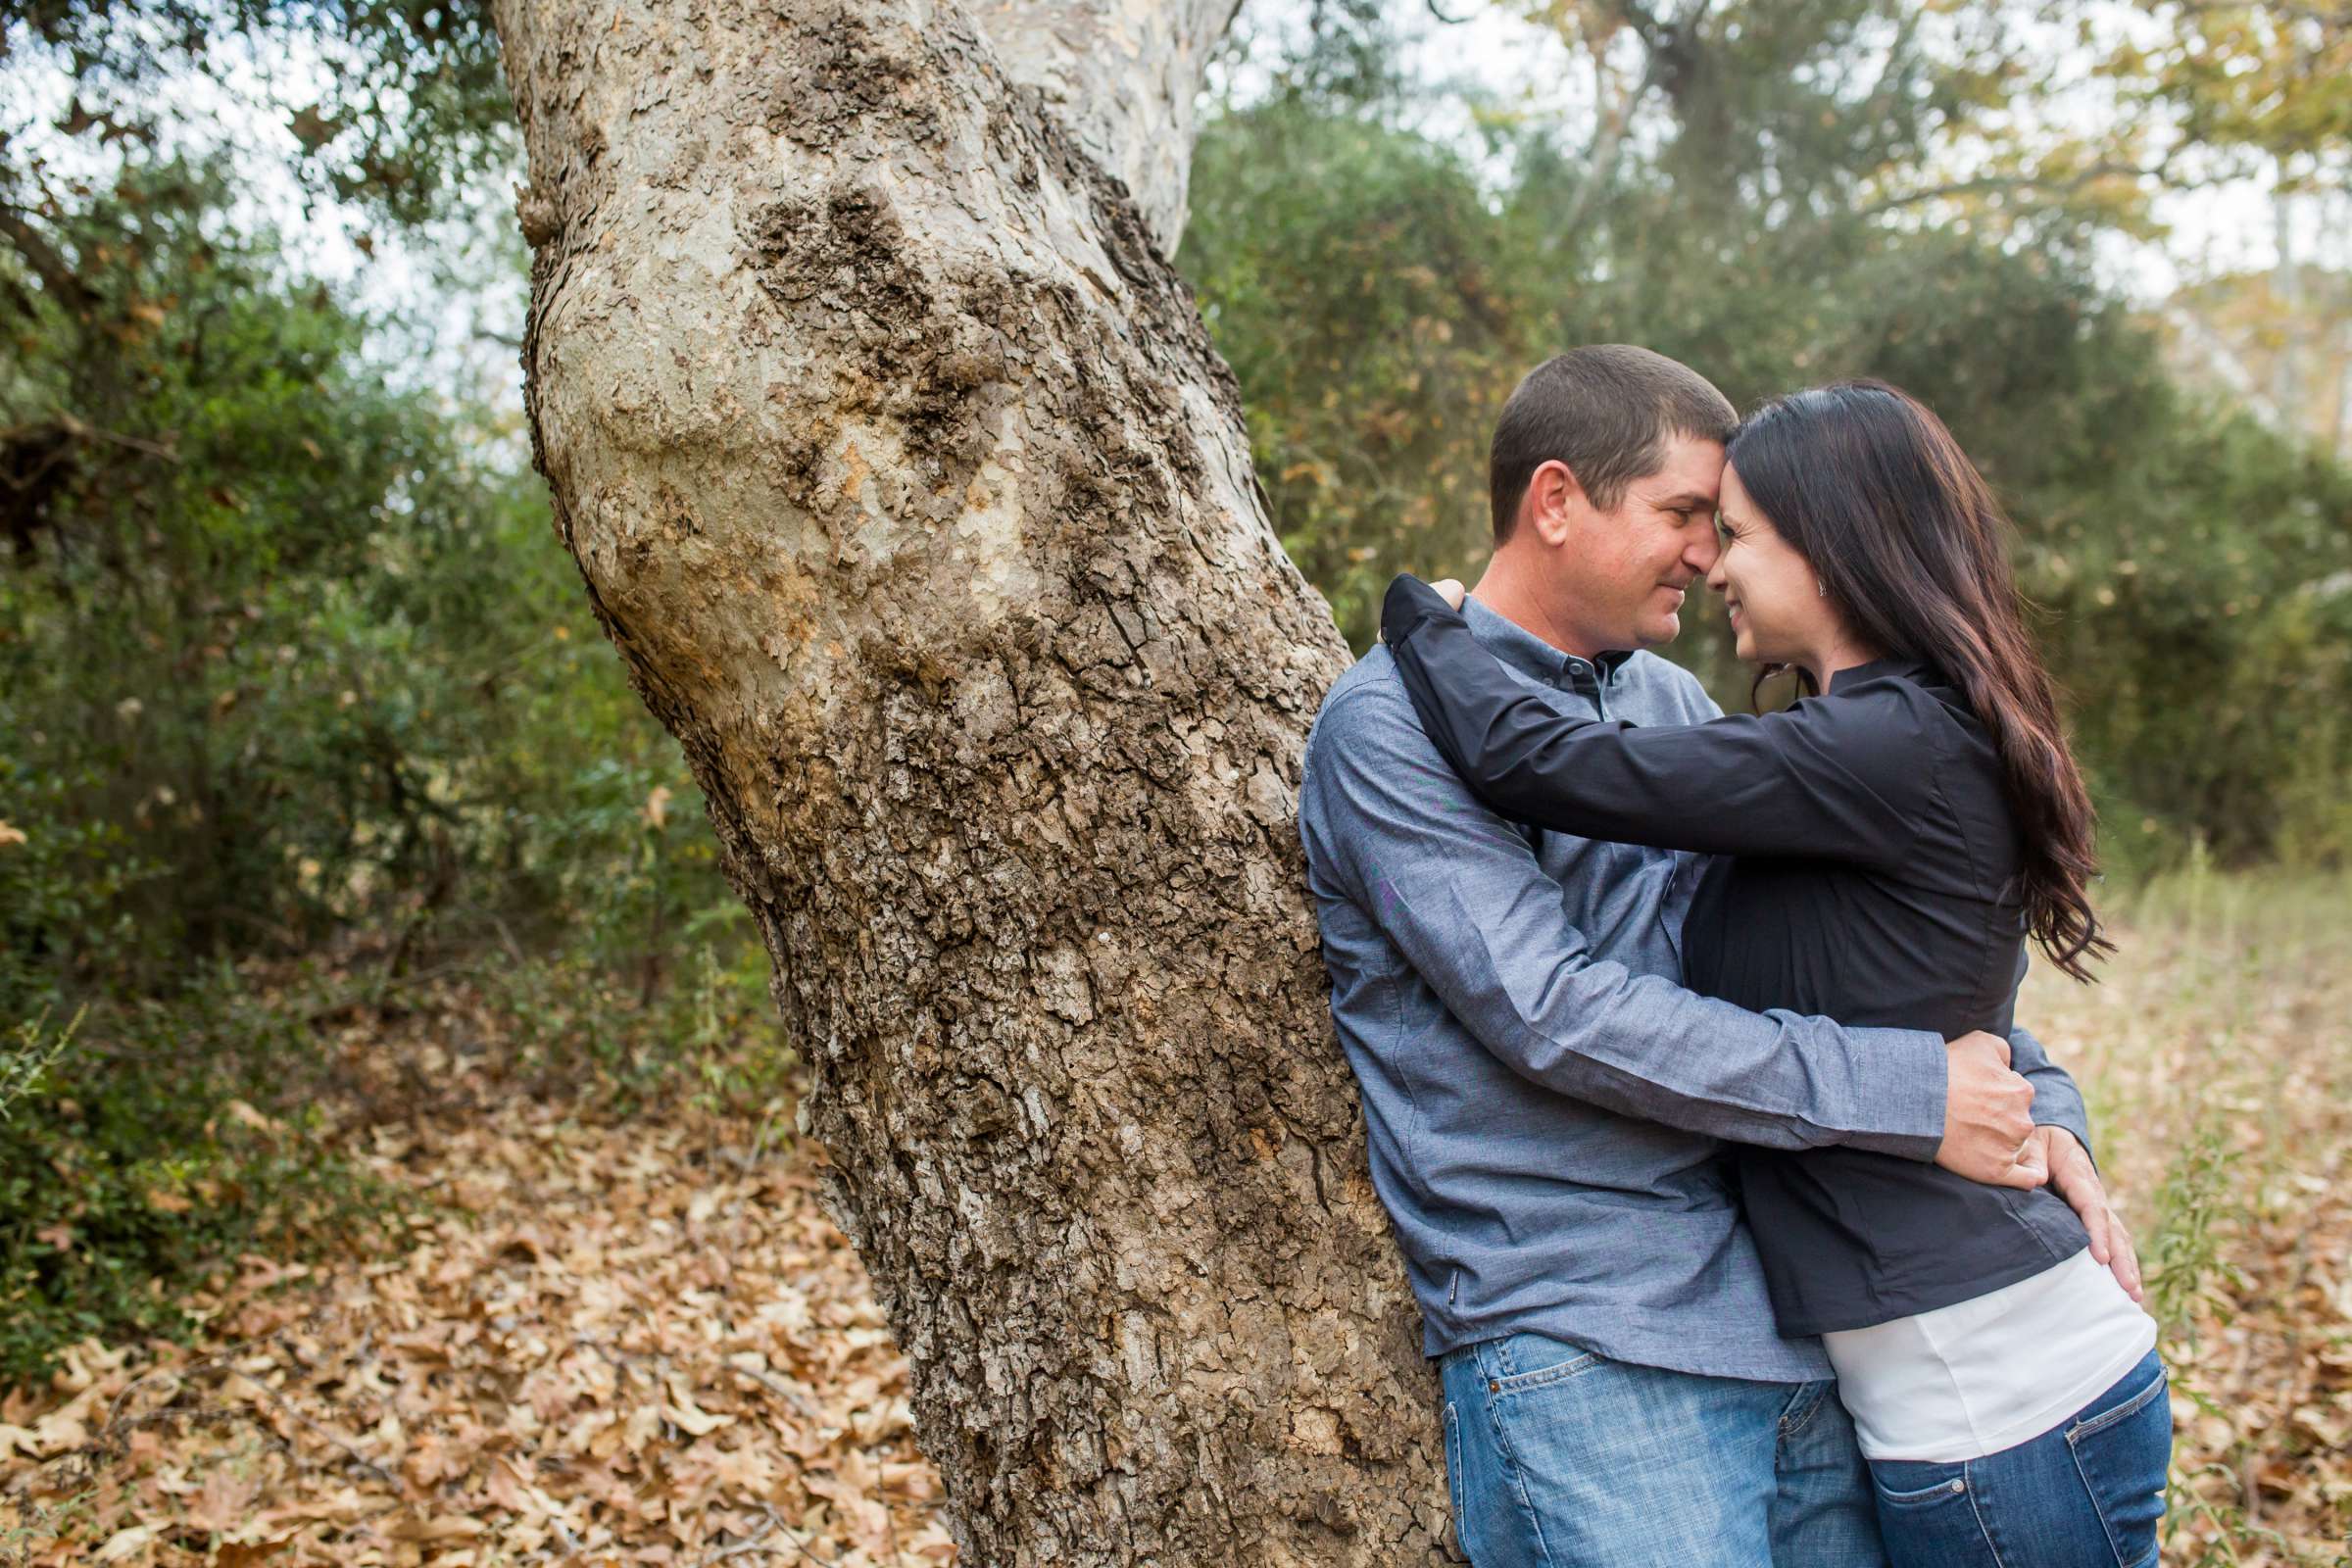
[1438,1332,1887,1567]
[1868,1350,2172,1568]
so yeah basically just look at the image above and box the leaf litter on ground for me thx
[0,1002,956,1567]
[6,870,2349,1565]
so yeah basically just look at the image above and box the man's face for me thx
[1550,435,1727,652]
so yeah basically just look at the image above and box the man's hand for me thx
[1936,1031,2046,1189]
[2034,1125,2144,1303]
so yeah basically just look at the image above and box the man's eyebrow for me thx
[1654,491,1717,511]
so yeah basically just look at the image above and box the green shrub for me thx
[0,966,400,1383]
[0,153,776,1381]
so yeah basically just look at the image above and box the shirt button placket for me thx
[1563,659,1606,718]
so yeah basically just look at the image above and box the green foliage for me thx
[1185,3,2352,868]
[0,150,759,1376]
[0,1004,77,1122]
[1185,96,1531,640]
[0,962,402,1385]
[2031,402,2352,868]
[5,160,457,990]
[478,934,796,1121]
[2101,1,2352,176]
[2142,1117,2247,1354]
[3,0,514,223]
[0,154,731,1004]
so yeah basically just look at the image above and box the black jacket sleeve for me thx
[1380,574,1928,868]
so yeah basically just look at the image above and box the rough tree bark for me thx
[490,0,1450,1561]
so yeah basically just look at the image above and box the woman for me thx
[1380,380,2169,1568]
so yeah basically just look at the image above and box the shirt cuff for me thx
[1834,1026,1948,1163]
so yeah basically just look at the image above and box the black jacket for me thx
[1383,574,2088,1334]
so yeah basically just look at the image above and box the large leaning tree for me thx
[489,0,1447,1560]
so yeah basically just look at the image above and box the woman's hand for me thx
[2034,1125,2144,1303]
[1376,576,1468,644]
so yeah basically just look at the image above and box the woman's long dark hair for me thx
[1727,380,2112,982]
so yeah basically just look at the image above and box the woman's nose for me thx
[1704,555,1729,595]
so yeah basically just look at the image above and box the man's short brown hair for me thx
[1490,346,1738,543]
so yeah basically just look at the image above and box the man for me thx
[1296,346,2137,1567]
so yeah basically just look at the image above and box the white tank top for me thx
[1822,1247,2160,1461]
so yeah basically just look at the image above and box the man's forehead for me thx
[1635,436,1727,504]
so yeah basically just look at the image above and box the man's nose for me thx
[1687,528,1722,579]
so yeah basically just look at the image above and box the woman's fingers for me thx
[1432,578,1466,611]
[2107,1216,2144,1302]
[2046,1128,2114,1262]
[2080,1194,2112,1263]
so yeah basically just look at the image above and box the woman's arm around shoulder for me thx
[1381,573,1936,867]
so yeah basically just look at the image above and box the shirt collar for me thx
[1828,655,1938,694]
[1461,595,1637,688]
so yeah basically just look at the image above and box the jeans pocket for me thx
[1869,1457,1973,1511]
[2068,1358,2172,1568]
[1486,1332,1600,1397]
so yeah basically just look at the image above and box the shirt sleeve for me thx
[1381,575,1926,869]
[1300,674,1950,1158]
[2010,1025,2096,1167]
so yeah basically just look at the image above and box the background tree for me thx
[1186,0,2352,866]
[2103,1,2352,459]
[0,14,756,1380]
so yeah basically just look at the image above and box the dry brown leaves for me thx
[2026,873,2352,1566]
[7,873,2347,1566]
[0,1046,956,1567]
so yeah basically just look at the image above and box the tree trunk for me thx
[488,0,1452,1562]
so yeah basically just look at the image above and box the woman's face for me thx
[1705,463,1837,668]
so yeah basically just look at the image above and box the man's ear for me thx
[1526,460,1585,548]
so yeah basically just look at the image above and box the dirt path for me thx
[1,1054,956,1566]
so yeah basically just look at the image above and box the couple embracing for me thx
[1298,347,2171,1568]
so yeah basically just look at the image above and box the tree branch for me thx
[1857,159,2171,219]
[1556,43,1664,239]
[975,0,1245,254]
[56,412,180,463]
[0,205,95,314]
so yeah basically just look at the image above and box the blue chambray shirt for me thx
[1298,598,1962,1381]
